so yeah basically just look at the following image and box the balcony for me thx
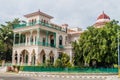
[37,41,56,48]
[59,45,64,49]
[13,41,56,48]
[13,21,66,32]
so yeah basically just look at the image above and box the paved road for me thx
[0,73,37,80]
[0,73,119,80]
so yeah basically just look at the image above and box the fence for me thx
[20,66,118,73]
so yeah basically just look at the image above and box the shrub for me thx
[54,53,72,68]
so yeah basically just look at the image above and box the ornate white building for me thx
[12,10,82,66]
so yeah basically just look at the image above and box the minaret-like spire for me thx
[102,11,104,14]
[102,11,105,18]
[38,9,40,12]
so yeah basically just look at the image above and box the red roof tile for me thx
[97,12,110,20]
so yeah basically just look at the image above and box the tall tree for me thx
[0,18,20,61]
[72,20,119,67]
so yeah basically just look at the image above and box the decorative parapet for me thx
[13,20,66,32]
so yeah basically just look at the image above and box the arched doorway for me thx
[49,51,54,64]
[40,50,46,64]
[20,50,29,65]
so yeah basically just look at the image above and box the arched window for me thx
[49,52,54,64]
[31,36,33,42]
[32,19,34,24]
[50,56,54,64]
[43,38,46,46]
[44,20,46,23]
[59,35,63,45]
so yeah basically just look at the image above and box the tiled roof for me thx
[97,12,110,20]
[24,10,53,19]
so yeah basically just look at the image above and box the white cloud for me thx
[0,0,120,29]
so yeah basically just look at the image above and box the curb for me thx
[18,73,107,79]
[18,73,119,80]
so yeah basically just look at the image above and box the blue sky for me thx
[0,0,119,29]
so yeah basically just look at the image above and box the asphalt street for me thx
[0,73,36,80]
[0,73,119,80]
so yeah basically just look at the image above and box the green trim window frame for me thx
[59,35,63,45]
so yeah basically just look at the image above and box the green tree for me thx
[72,20,119,67]
[0,18,20,61]
[55,53,72,68]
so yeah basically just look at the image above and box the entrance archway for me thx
[49,51,54,64]
[40,50,46,64]
[20,50,29,65]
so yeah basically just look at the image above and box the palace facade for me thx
[12,10,82,66]
[12,10,110,66]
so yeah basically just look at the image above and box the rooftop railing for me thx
[13,21,66,32]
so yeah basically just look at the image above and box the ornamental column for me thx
[46,31,49,46]
[37,28,40,45]
[19,33,21,46]
[12,52,15,65]
[28,53,32,65]
[54,33,56,47]
[13,33,16,45]
[29,30,33,45]
[17,53,20,65]
[25,34,27,46]
[35,54,38,65]
[69,50,72,63]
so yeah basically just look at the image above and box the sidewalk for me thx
[19,71,118,75]
[0,71,119,80]
[18,71,120,80]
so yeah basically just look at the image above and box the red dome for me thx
[97,12,110,20]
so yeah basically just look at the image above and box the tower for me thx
[94,11,110,28]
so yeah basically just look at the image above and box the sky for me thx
[0,0,119,30]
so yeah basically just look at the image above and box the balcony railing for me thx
[59,45,64,48]
[13,21,66,32]
[37,41,56,48]
[14,41,56,48]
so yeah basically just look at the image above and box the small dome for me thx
[94,11,110,28]
[97,11,110,20]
